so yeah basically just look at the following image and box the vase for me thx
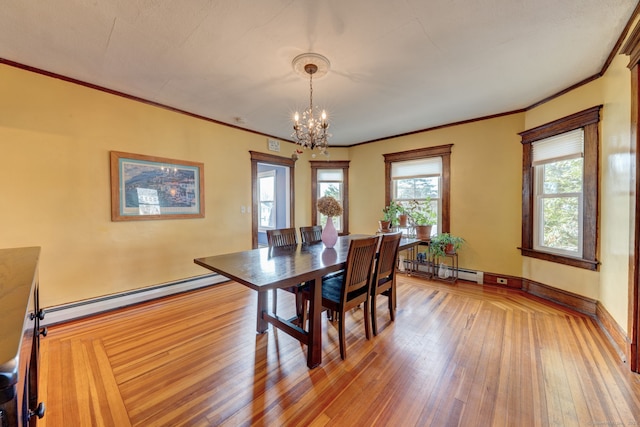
[322,216,338,248]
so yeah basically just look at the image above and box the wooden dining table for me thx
[194,234,420,368]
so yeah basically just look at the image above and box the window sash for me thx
[392,167,442,236]
[258,171,276,230]
[532,142,584,257]
[311,161,349,234]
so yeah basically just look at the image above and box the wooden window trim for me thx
[518,106,602,270]
[383,144,452,233]
[310,160,350,235]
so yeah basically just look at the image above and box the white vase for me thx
[321,216,338,248]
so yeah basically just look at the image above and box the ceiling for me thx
[1,1,637,147]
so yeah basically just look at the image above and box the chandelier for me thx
[291,53,331,156]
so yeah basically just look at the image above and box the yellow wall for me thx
[349,113,525,276]
[0,64,341,307]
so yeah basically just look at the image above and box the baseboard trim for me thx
[522,278,597,316]
[596,301,631,363]
[42,273,228,327]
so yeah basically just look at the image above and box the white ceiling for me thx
[1,0,637,146]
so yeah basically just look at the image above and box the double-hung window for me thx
[532,129,584,256]
[519,106,601,270]
[384,145,452,235]
[311,161,349,234]
[391,157,442,236]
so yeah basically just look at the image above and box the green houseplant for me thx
[380,200,405,231]
[429,233,465,257]
[408,199,437,240]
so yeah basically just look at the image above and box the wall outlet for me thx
[497,277,508,285]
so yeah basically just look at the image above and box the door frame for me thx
[621,19,640,372]
[250,151,295,249]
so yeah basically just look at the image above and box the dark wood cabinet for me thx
[0,247,45,427]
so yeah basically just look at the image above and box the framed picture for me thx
[110,151,204,221]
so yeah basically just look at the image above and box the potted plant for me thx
[408,199,437,240]
[380,201,404,232]
[396,203,409,227]
[429,233,465,257]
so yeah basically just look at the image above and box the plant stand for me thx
[433,252,458,283]
[402,240,435,279]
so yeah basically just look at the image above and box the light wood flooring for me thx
[39,275,640,426]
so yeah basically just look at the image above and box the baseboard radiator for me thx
[41,273,227,327]
[458,268,484,284]
[398,255,483,284]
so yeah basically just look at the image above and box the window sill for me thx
[519,248,599,271]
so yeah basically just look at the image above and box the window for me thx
[533,129,584,256]
[311,161,349,234]
[384,145,452,234]
[519,106,601,270]
[258,170,276,230]
[391,157,442,237]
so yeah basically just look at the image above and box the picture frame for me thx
[110,151,205,221]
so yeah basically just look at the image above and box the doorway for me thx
[250,151,295,249]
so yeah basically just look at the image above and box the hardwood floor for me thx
[39,275,640,426]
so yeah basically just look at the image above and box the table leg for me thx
[256,290,269,333]
[307,276,322,368]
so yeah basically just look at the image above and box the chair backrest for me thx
[300,226,323,244]
[373,232,402,289]
[266,228,298,247]
[341,236,379,307]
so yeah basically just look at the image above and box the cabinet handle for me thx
[39,327,48,337]
[28,402,45,420]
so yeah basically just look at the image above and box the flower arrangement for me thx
[317,196,343,217]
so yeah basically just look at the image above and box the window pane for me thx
[542,158,583,194]
[260,201,274,228]
[394,177,439,200]
[540,196,579,252]
[258,173,275,229]
[318,182,342,199]
[318,182,343,232]
[259,176,274,201]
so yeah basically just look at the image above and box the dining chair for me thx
[266,228,298,247]
[266,228,302,316]
[370,232,402,335]
[301,235,379,360]
[300,225,323,244]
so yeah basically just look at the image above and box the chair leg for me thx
[363,297,371,340]
[338,311,347,360]
[388,288,395,322]
[371,293,378,336]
